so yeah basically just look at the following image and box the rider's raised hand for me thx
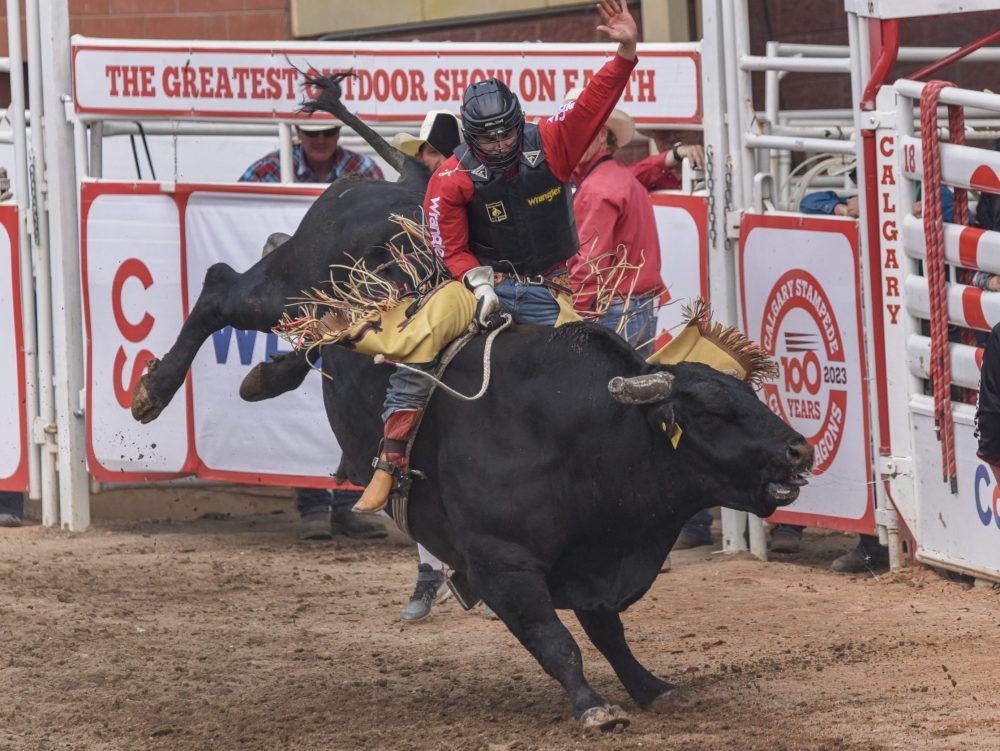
[596,0,638,60]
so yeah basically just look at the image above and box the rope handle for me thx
[373,314,513,401]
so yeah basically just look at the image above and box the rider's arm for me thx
[423,158,479,280]
[538,53,638,182]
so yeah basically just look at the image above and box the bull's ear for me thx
[645,402,682,448]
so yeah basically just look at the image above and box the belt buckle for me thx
[527,274,545,286]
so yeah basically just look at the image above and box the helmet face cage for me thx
[461,79,525,172]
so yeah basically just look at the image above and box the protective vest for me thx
[454,123,579,275]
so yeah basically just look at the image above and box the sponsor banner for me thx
[82,181,705,485]
[739,213,875,533]
[71,38,701,124]
[183,189,343,483]
[82,186,193,480]
[82,181,343,487]
[0,204,28,491]
[912,405,1000,580]
[649,194,708,346]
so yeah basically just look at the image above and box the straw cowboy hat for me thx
[392,110,462,158]
[564,87,635,146]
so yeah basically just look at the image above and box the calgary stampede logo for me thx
[760,269,847,476]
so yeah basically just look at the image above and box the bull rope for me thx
[920,80,968,494]
[373,313,513,401]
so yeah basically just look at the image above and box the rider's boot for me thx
[353,408,423,514]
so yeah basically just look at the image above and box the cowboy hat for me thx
[564,88,635,147]
[392,110,462,158]
[296,118,342,132]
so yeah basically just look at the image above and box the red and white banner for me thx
[913,407,1000,580]
[739,213,875,534]
[82,181,344,486]
[0,204,28,492]
[650,193,708,347]
[71,38,701,124]
[82,181,709,486]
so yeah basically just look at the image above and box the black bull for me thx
[131,171,813,730]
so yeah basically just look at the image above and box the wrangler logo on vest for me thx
[486,201,508,222]
[526,185,562,206]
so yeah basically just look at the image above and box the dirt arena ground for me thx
[2,488,1000,750]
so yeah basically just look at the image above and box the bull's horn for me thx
[608,372,675,404]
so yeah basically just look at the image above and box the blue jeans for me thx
[296,488,357,517]
[494,277,561,326]
[600,296,657,358]
[381,277,563,421]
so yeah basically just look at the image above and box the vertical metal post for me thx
[764,41,781,205]
[37,0,90,531]
[704,0,749,553]
[279,123,294,183]
[732,0,756,210]
[26,0,59,526]
[89,122,103,179]
[5,0,41,501]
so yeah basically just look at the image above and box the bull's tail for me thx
[300,71,409,179]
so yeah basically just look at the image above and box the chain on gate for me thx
[706,146,718,250]
[920,80,969,494]
[28,152,40,247]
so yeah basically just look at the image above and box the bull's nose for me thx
[786,439,814,469]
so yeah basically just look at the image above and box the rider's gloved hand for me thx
[463,266,501,329]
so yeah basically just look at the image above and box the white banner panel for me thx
[82,188,191,479]
[184,188,343,484]
[71,39,701,124]
[912,402,1000,582]
[739,213,875,533]
[0,205,28,490]
[650,194,708,347]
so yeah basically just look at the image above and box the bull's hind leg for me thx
[466,564,629,732]
[574,609,677,711]
[132,262,285,423]
[239,349,313,402]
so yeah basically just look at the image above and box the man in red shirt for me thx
[629,130,705,191]
[564,93,664,357]
[353,0,640,514]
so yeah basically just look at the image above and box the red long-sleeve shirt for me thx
[424,53,639,280]
[628,151,681,192]
[567,151,665,312]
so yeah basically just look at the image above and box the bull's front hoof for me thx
[647,684,683,713]
[239,363,269,402]
[130,365,166,424]
[580,705,630,734]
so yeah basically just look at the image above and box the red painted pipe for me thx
[860,19,901,460]
[910,27,1000,82]
[861,19,900,111]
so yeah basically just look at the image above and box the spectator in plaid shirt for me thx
[240,119,387,542]
[239,121,383,183]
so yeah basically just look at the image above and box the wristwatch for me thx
[671,141,683,163]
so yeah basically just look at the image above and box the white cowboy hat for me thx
[564,88,635,147]
[296,118,342,132]
[392,110,462,158]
